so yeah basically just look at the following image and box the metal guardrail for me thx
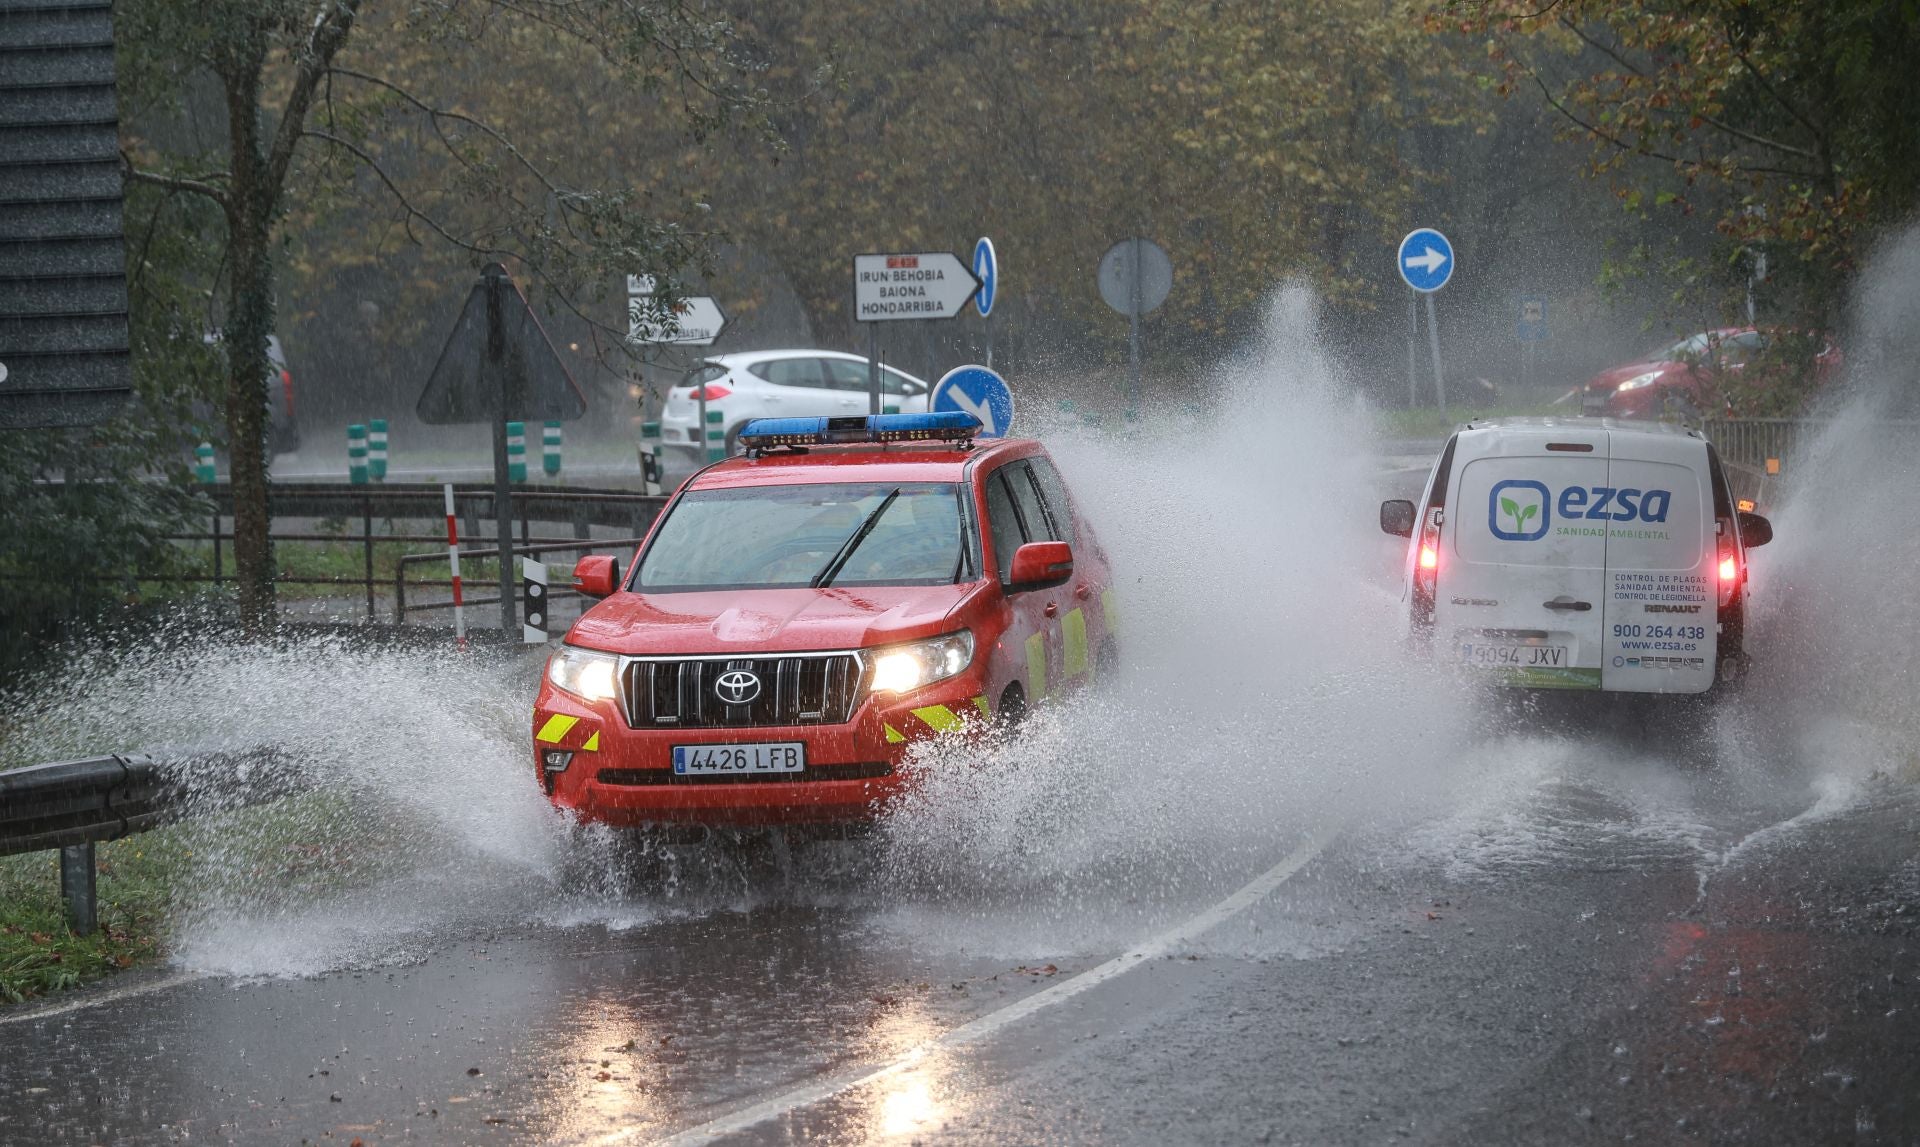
[0,750,296,935]
[0,756,169,935]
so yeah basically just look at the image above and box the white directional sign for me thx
[626,275,727,345]
[852,252,982,323]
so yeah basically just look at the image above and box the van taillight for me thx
[1412,510,1441,633]
[1716,525,1739,607]
[280,369,294,415]
[693,384,731,401]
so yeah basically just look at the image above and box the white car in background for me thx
[659,350,931,459]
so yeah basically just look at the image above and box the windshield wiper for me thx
[811,488,901,589]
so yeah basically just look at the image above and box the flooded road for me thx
[3,742,1915,1145]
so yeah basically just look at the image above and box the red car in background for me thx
[1577,327,1842,420]
[531,412,1115,830]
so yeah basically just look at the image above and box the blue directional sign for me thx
[932,365,1014,438]
[973,237,997,318]
[1397,228,1455,293]
[1517,295,1548,343]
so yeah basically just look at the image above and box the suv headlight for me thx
[868,631,975,696]
[1615,370,1664,392]
[547,645,620,703]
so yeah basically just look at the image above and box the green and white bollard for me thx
[507,421,527,482]
[638,420,664,496]
[704,409,726,463]
[194,441,216,484]
[347,423,369,484]
[368,418,389,481]
[542,420,562,477]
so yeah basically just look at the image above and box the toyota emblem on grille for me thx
[714,669,762,705]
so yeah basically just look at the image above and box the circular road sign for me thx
[973,237,997,318]
[1097,238,1172,316]
[1397,228,1455,293]
[932,365,1015,439]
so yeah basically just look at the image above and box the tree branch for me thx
[1555,15,1818,162]
[264,0,363,213]
[121,153,231,207]
[299,127,652,350]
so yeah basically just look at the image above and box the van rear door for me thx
[1600,436,1716,693]
[1440,427,1609,689]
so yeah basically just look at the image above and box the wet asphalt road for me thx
[3,758,1917,1146]
[5,447,1915,1144]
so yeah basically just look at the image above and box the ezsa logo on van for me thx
[1488,479,1674,542]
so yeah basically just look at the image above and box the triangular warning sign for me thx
[417,263,587,425]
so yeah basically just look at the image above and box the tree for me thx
[115,0,771,631]
[1463,0,1920,336]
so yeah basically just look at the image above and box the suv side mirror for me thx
[1008,541,1073,590]
[1737,510,1773,548]
[573,554,620,598]
[1380,499,1416,538]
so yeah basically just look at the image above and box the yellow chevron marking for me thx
[1025,632,1048,699]
[1063,607,1088,678]
[912,705,965,734]
[536,714,579,744]
[971,694,992,720]
[582,731,600,752]
[885,723,906,744]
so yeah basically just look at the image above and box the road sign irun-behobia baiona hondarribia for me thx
[853,252,982,322]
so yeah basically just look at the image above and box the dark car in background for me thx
[199,332,300,456]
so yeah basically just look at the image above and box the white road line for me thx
[625,828,1338,1147]
[0,969,208,1026]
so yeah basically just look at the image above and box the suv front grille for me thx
[621,654,865,729]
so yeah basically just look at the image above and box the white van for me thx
[1379,419,1773,695]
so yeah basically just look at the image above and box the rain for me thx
[2,2,1918,1144]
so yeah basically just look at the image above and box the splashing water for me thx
[872,287,1481,951]
[1733,226,1920,788]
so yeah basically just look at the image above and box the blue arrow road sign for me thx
[932,365,1014,438]
[973,237,997,318]
[1397,228,1455,293]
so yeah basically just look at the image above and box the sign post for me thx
[418,263,587,635]
[852,251,984,416]
[1517,295,1548,391]
[1396,228,1455,411]
[1097,238,1173,414]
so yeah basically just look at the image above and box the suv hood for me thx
[567,582,983,655]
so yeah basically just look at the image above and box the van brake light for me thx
[693,384,731,401]
[1716,524,1739,607]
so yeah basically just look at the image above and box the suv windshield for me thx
[636,482,972,591]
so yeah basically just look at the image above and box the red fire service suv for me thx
[531,412,1115,829]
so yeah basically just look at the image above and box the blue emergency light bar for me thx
[737,411,982,450]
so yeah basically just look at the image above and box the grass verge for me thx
[0,834,182,1004]
[0,790,372,1005]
